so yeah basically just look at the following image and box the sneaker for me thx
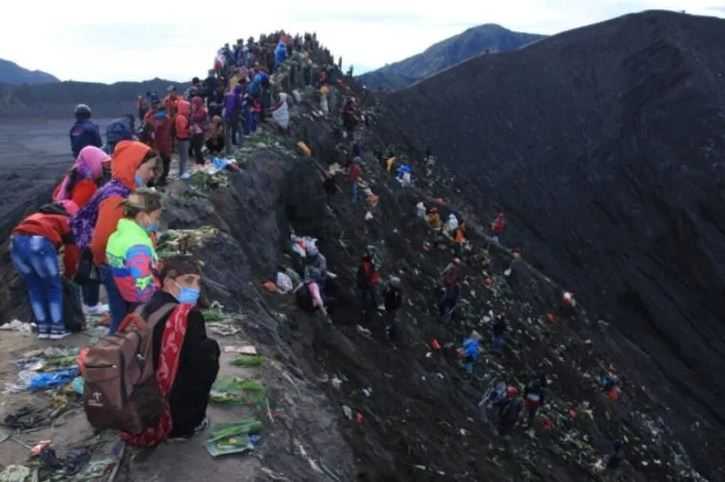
[49,329,71,340]
[168,417,208,443]
[84,304,109,316]
[37,326,50,340]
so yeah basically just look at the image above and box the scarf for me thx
[71,179,131,249]
[121,303,192,447]
[54,146,108,202]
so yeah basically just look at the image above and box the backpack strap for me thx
[146,303,178,330]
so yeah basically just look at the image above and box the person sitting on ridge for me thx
[121,255,220,446]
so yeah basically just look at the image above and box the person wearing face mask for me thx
[122,255,220,445]
[105,189,162,333]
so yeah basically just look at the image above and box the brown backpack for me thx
[81,303,176,434]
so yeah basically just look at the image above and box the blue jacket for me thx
[462,338,480,360]
[70,119,103,158]
[274,42,288,66]
[247,74,262,98]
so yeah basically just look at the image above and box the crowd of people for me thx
[8,30,341,448]
[8,29,626,471]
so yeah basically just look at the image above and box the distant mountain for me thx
[0,78,187,118]
[0,58,59,85]
[358,24,545,91]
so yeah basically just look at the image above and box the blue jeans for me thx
[10,235,63,333]
[352,182,358,203]
[99,264,130,334]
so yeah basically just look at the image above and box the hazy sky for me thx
[1,1,723,83]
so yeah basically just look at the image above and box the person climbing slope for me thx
[122,255,220,446]
[439,257,462,321]
[72,140,159,334]
[53,145,110,315]
[70,104,103,158]
[106,189,162,317]
[524,375,547,428]
[382,276,403,340]
[10,201,79,339]
[357,252,381,323]
[459,330,483,375]
[496,386,523,436]
[349,157,362,203]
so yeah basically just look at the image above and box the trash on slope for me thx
[0,320,33,335]
[206,419,263,457]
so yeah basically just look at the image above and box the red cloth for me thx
[13,213,71,248]
[121,303,192,447]
[349,163,362,182]
[70,179,98,209]
[492,214,506,235]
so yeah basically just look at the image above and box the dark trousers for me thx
[168,339,220,437]
[81,280,100,306]
[99,264,131,335]
[159,154,171,184]
[359,286,377,322]
[191,134,205,164]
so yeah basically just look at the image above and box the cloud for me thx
[0,0,722,83]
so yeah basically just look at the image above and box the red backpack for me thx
[80,303,176,434]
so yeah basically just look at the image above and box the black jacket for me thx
[383,286,403,312]
[144,291,220,437]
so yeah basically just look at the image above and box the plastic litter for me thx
[0,320,32,335]
[0,465,30,482]
[206,419,263,457]
[224,345,257,355]
[28,367,79,391]
[72,376,84,395]
[276,272,294,293]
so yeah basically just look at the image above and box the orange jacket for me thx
[175,100,191,140]
[90,141,151,265]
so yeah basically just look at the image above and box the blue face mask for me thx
[176,286,200,305]
[134,174,145,188]
[144,222,159,234]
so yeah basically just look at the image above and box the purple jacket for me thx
[223,86,243,121]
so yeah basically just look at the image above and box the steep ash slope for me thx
[381,9,725,478]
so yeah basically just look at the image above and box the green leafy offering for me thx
[230,355,264,367]
[210,377,266,405]
[206,419,262,457]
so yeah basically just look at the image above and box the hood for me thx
[177,99,191,117]
[111,140,151,189]
[76,145,109,180]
